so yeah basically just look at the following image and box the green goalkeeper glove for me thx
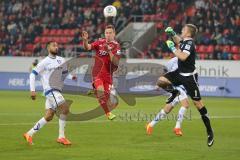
[166,40,177,53]
[165,27,176,37]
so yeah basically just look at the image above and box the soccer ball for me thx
[103,5,117,17]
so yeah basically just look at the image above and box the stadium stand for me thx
[144,0,240,60]
[0,0,239,59]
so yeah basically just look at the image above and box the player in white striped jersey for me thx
[23,41,76,145]
[146,57,189,136]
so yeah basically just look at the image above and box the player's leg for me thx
[193,99,214,147]
[57,103,68,139]
[174,87,189,136]
[94,79,110,113]
[104,82,117,120]
[56,103,71,145]
[49,91,71,145]
[157,71,180,103]
[23,107,54,145]
[94,79,115,119]
[183,74,214,146]
[174,98,189,136]
[107,85,118,110]
[146,103,174,135]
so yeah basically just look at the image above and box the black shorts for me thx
[164,70,201,101]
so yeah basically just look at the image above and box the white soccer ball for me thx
[103,5,117,17]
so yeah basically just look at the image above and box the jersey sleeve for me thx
[182,41,194,55]
[91,40,99,50]
[32,59,46,75]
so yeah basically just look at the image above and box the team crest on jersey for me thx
[57,60,61,64]
[187,41,192,45]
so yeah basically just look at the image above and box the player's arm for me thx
[109,51,119,66]
[29,61,45,100]
[166,40,189,61]
[165,27,182,45]
[108,45,121,66]
[29,71,37,100]
[82,31,92,50]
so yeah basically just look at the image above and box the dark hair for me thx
[185,24,198,38]
[46,41,55,49]
[105,25,115,32]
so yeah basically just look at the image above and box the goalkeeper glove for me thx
[166,40,177,53]
[165,27,176,37]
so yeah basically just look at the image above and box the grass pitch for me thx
[0,91,240,160]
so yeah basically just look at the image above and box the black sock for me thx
[198,106,213,135]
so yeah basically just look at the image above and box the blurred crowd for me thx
[0,0,239,60]
[144,0,240,60]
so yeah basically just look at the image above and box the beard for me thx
[50,50,58,55]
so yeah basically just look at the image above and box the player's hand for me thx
[106,45,113,51]
[165,27,176,37]
[166,40,177,53]
[81,31,89,41]
[30,91,36,100]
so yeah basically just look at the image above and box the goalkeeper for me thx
[156,24,214,147]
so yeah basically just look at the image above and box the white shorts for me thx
[170,86,188,106]
[45,91,65,110]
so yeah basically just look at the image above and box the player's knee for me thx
[45,113,54,121]
[164,108,171,114]
[157,77,169,87]
[96,87,105,97]
[181,99,190,108]
[61,107,69,115]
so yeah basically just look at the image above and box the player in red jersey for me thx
[82,25,121,120]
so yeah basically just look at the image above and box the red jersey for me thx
[91,38,121,83]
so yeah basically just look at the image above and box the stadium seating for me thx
[0,0,239,59]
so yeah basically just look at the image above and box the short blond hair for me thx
[185,24,198,38]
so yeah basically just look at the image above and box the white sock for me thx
[59,114,66,138]
[175,106,187,128]
[27,117,47,136]
[150,109,167,127]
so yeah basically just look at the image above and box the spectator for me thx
[222,48,230,60]
[195,0,205,9]
[211,27,222,45]
[116,13,127,31]
[33,43,42,56]
[202,28,212,45]
[112,0,122,9]
[0,0,238,60]
[213,45,222,60]
[131,5,143,21]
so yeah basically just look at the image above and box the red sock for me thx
[98,94,109,114]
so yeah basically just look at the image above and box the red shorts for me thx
[92,78,112,95]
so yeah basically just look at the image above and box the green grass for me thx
[0,91,240,160]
